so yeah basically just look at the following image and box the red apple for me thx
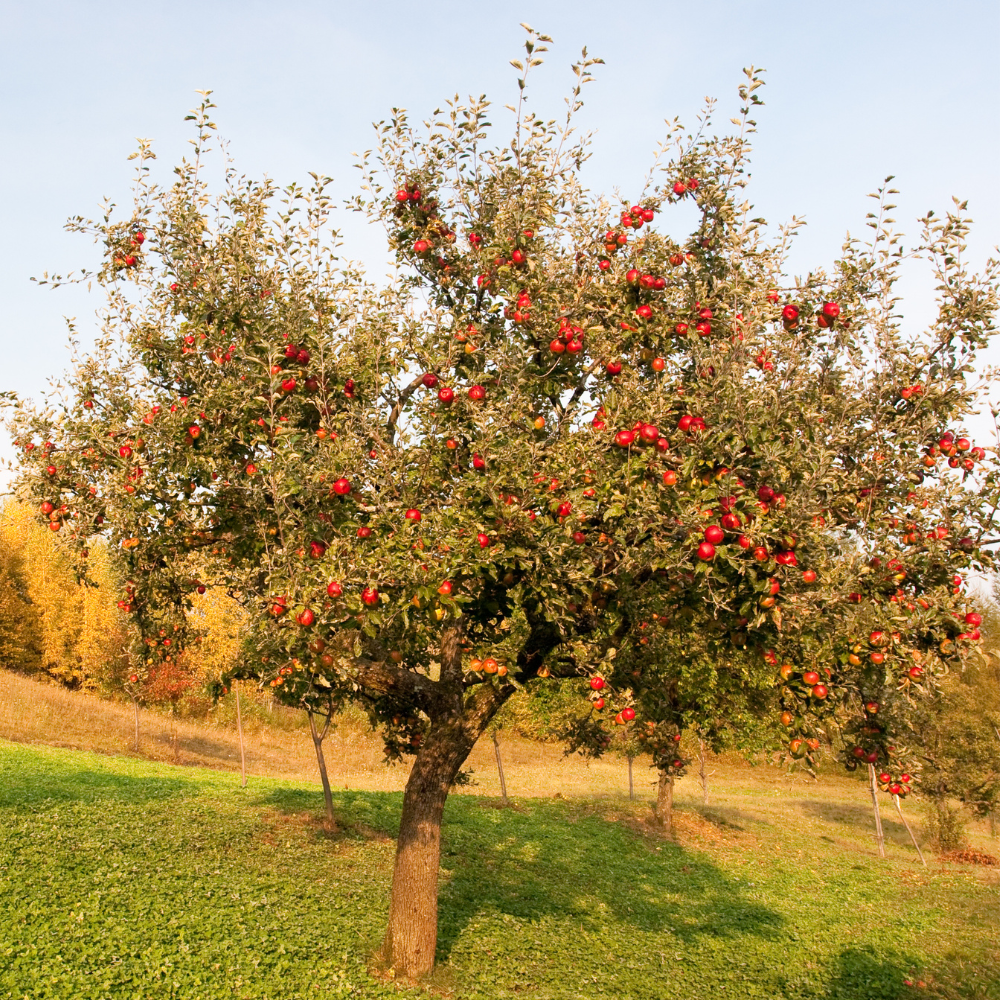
[405,509,422,522]
[697,541,716,561]
[361,587,380,606]
[332,478,351,495]
[327,581,343,597]
[297,608,315,627]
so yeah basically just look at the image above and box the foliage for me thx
[2,740,998,1000]
[6,28,1000,975]
[906,650,1000,849]
[0,501,129,689]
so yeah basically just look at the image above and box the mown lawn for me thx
[1,740,997,1000]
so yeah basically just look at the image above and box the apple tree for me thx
[9,34,1000,978]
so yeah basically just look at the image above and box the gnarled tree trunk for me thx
[656,768,674,836]
[376,633,508,980]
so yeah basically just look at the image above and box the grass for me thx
[1,739,998,1000]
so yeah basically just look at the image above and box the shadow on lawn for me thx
[821,945,913,1000]
[0,758,194,810]
[435,798,785,962]
[795,799,924,848]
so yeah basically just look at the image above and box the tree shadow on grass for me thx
[821,945,916,1000]
[796,799,926,851]
[0,756,193,811]
[257,786,402,844]
[434,797,785,963]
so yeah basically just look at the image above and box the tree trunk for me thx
[132,697,140,753]
[656,769,674,836]
[234,682,247,788]
[309,710,335,829]
[377,639,505,981]
[491,731,508,806]
[627,755,634,801]
[867,764,886,858]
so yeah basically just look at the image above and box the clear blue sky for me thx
[2,0,998,482]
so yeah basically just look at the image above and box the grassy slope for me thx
[1,741,997,1000]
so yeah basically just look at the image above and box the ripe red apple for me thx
[615,430,635,447]
[405,509,422,522]
[556,501,572,517]
[802,670,820,685]
[572,531,586,544]
[697,541,716,561]
[327,581,343,597]
[590,676,605,691]
[129,673,139,684]
[781,304,799,322]
[822,302,841,318]
[866,751,879,764]
[704,525,724,545]
[473,453,486,470]
[965,612,982,627]
[246,463,257,475]
[297,608,315,627]
[753,546,769,562]
[812,684,828,699]
[422,372,439,388]
[309,540,327,559]
[476,533,490,548]
[468,385,486,401]
[802,569,817,583]
[640,423,659,443]
[672,181,687,195]
[438,580,453,595]
[332,478,351,495]
[357,526,373,538]
[622,706,636,721]
[438,387,455,404]
[593,697,605,710]
[361,587,380,606]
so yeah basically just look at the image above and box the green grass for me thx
[0,740,997,999]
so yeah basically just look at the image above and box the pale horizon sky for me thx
[2,0,998,485]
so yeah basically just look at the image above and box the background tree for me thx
[8,32,1000,980]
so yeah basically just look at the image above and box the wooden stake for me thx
[133,697,140,753]
[235,682,247,788]
[628,755,635,801]
[894,794,927,866]
[492,731,508,806]
[868,764,886,858]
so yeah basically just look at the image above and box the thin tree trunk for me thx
[628,755,635,801]
[867,764,886,858]
[656,769,674,836]
[133,697,140,753]
[698,736,708,805]
[234,682,246,788]
[309,710,335,829]
[893,794,926,866]
[171,705,178,761]
[491,731,508,806]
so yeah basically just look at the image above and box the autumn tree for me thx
[9,32,1000,979]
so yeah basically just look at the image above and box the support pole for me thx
[235,683,247,788]
[492,731,508,806]
[894,794,927,866]
[867,764,886,858]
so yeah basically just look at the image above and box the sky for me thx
[1,0,997,485]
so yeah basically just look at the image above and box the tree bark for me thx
[492,731,508,806]
[656,769,674,836]
[309,710,335,829]
[377,629,508,980]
